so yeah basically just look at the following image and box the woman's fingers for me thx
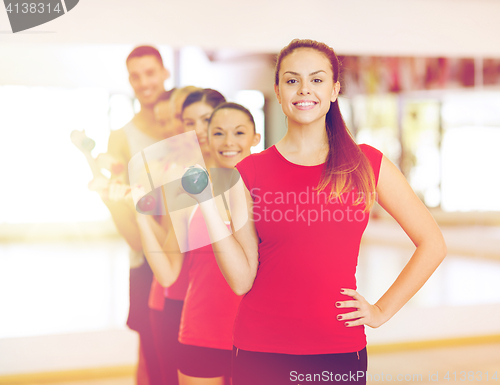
[108,181,132,201]
[336,288,376,327]
[336,310,361,321]
[344,318,366,327]
[340,288,363,300]
[335,300,359,309]
[337,288,366,310]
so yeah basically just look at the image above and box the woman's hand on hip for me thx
[335,288,386,329]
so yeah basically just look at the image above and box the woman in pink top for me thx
[184,39,447,385]
[138,100,260,385]
[144,86,201,385]
[176,103,260,385]
[139,87,221,385]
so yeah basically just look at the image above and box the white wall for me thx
[1,0,500,57]
[0,44,175,94]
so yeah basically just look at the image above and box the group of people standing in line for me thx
[97,40,446,385]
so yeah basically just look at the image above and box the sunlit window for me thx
[352,94,401,164]
[402,100,441,207]
[0,86,131,224]
[441,92,500,211]
[109,94,135,131]
[233,90,265,153]
[442,126,500,211]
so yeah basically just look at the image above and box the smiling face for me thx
[274,48,340,127]
[208,108,261,169]
[127,55,169,108]
[182,101,215,156]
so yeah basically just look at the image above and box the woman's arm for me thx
[338,155,447,328]
[197,178,260,296]
[148,214,168,245]
[136,209,187,287]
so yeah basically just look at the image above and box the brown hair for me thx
[127,46,163,67]
[275,39,376,210]
[182,89,226,112]
[209,102,256,133]
[172,86,202,106]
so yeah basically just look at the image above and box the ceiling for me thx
[1,0,500,57]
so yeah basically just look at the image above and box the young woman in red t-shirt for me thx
[138,101,261,385]
[184,39,447,385]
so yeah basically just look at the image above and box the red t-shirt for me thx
[148,193,189,306]
[147,249,190,308]
[178,206,242,350]
[148,258,189,308]
[149,277,165,311]
[163,257,190,301]
[233,144,383,355]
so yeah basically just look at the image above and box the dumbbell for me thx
[81,137,95,152]
[138,194,157,212]
[181,167,209,195]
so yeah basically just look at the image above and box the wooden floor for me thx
[33,379,134,385]
[2,220,499,383]
[368,343,500,384]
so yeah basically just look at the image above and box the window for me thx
[0,86,133,224]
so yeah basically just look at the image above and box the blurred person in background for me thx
[146,85,202,385]
[103,45,171,385]
[136,101,261,385]
[181,89,227,169]
[139,88,226,385]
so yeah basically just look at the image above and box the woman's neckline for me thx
[271,145,325,168]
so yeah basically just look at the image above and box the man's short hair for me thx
[127,46,163,67]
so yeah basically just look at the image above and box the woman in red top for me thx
[138,101,261,385]
[184,39,447,385]
[138,88,223,385]
[176,103,260,385]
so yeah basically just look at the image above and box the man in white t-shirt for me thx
[104,46,170,385]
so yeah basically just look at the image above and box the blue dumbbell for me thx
[82,137,96,152]
[182,167,209,195]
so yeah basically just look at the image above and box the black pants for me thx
[232,347,367,385]
[150,297,184,385]
[178,343,232,379]
[127,261,163,385]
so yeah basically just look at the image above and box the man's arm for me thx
[103,129,142,251]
